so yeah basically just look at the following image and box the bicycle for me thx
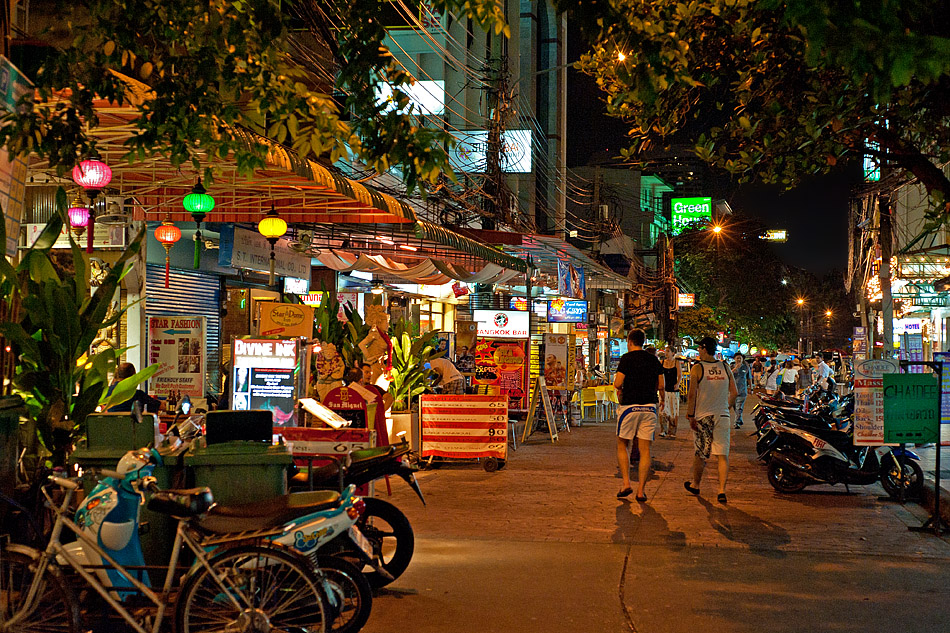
[0,448,331,633]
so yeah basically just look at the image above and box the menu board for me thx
[419,394,507,460]
[232,338,302,426]
[932,352,950,446]
[853,358,899,446]
[147,316,206,398]
[474,338,529,410]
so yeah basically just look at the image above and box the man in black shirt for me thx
[613,329,664,501]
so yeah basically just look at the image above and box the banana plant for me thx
[388,319,443,412]
[0,187,158,467]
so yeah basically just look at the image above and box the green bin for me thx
[69,413,182,570]
[185,440,292,506]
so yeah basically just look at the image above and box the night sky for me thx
[565,32,854,277]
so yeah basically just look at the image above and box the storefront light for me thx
[257,206,288,286]
[183,178,215,270]
[72,155,112,254]
[371,282,385,295]
[399,244,418,251]
[67,193,90,238]
[154,216,182,289]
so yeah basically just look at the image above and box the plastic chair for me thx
[580,388,603,424]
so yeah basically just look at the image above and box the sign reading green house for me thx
[882,373,940,443]
[671,197,712,235]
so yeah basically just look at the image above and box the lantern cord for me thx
[165,252,171,289]
[86,214,94,254]
[194,228,202,270]
[269,250,277,286]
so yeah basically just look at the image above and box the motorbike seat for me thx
[196,490,343,535]
[148,488,215,518]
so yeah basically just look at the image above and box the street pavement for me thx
[362,396,950,633]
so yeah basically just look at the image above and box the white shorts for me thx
[617,404,657,441]
[693,414,731,458]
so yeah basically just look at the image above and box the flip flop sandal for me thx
[617,487,634,498]
[717,493,728,504]
[684,482,700,495]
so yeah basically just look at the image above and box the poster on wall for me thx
[474,338,529,410]
[232,338,303,426]
[542,333,575,390]
[853,326,868,358]
[853,358,899,446]
[147,316,206,398]
[556,260,586,299]
[258,302,314,338]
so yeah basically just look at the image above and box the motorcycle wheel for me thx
[767,459,807,493]
[317,555,373,633]
[355,497,415,589]
[880,457,925,499]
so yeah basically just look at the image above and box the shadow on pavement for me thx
[697,495,790,558]
[613,499,687,551]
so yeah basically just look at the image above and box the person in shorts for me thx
[684,336,738,504]
[613,329,664,501]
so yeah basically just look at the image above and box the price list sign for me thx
[853,358,899,446]
[419,395,508,460]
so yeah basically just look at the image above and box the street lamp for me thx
[796,297,806,355]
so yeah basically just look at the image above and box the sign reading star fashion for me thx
[671,196,712,235]
[473,309,529,338]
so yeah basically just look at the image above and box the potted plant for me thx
[386,320,442,444]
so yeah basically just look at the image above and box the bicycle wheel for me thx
[316,555,372,633]
[0,546,80,633]
[175,545,329,633]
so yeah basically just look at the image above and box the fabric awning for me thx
[313,249,522,285]
[414,220,529,273]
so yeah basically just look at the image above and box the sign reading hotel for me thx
[671,196,712,235]
[853,358,899,446]
[147,316,206,398]
[232,338,301,426]
[473,309,529,339]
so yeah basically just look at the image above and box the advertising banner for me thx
[900,333,925,373]
[473,309,529,339]
[419,394,508,460]
[547,299,588,323]
[258,302,314,338]
[882,373,940,444]
[232,338,302,426]
[853,326,868,357]
[1,56,31,259]
[219,225,312,280]
[556,259,586,299]
[854,358,899,446]
[543,333,575,390]
[678,293,695,307]
[147,316,206,398]
[671,196,712,235]
[474,338,529,410]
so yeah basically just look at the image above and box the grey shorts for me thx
[693,414,730,459]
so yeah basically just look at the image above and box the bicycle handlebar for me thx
[49,476,80,490]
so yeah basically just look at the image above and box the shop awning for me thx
[500,234,633,291]
[313,250,523,285]
[414,220,529,272]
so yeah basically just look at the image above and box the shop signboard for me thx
[258,302,314,338]
[1,56,31,258]
[671,196,712,235]
[283,277,310,294]
[882,373,940,444]
[232,338,303,426]
[556,259,586,299]
[853,358,899,446]
[677,293,695,307]
[219,226,312,280]
[419,394,508,460]
[900,333,925,373]
[147,316,206,398]
[474,338,529,410]
[508,297,548,318]
[931,352,950,446]
[542,333,575,390]
[473,309,529,339]
[547,299,587,323]
[448,129,532,173]
[853,326,868,357]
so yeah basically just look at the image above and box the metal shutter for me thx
[145,265,222,397]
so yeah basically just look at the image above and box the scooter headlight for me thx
[348,497,366,519]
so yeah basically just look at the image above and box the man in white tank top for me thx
[684,336,738,503]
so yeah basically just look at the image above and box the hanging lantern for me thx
[154,216,181,289]
[183,178,215,269]
[257,206,287,286]
[72,156,112,254]
[67,194,90,239]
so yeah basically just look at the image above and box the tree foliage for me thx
[0,0,508,193]
[558,0,950,219]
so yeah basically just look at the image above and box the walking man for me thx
[685,336,738,504]
[731,352,752,428]
[614,329,664,501]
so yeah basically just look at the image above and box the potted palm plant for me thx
[387,320,443,445]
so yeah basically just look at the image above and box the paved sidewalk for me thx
[363,398,950,633]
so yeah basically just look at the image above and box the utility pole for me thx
[879,193,894,359]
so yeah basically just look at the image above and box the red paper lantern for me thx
[72,158,112,253]
[154,218,181,288]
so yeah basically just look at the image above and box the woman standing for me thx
[780,359,799,397]
[659,351,682,438]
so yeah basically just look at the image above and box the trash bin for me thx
[69,412,180,570]
[184,409,291,506]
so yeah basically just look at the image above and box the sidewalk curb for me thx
[918,477,950,527]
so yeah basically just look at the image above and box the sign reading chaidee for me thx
[671,196,712,235]
[853,358,899,446]
[232,338,300,426]
[419,394,508,460]
[473,309,529,338]
[148,316,206,398]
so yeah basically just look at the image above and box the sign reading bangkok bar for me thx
[147,316,206,398]
[671,196,712,235]
[473,309,529,339]
[419,394,508,460]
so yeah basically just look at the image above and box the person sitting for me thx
[107,362,162,413]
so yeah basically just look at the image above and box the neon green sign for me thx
[671,197,712,235]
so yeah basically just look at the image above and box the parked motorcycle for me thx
[292,439,424,588]
[765,423,924,498]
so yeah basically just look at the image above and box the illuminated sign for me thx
[375,80,445,116]
[449,129,532,173]
[761,229,788,242]
[547,299,588,323]
[473,310,529,339]
[283,277,310,294]
[508,297,548,318]
[677,293,695,307]
[671,197,712,235]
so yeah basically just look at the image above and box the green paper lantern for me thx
[184,179,214,269]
